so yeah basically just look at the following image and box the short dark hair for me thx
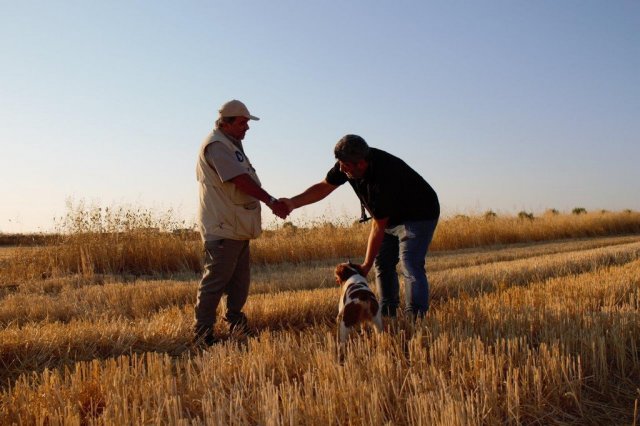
[334,134,369,163]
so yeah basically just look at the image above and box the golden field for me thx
[1,209,640,425]
[2,208,640,281]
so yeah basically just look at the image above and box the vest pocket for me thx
[234,203,261,239]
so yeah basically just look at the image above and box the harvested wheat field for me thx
[1,213,640,425]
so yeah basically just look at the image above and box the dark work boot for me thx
[193,327,219,348]
[225,313,252,337]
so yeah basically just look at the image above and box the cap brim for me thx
[248,115,260,121]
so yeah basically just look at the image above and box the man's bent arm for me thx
[230,174,289,218]
[229,174,275,204]
[288,180,338,209]
[360,217,389,276]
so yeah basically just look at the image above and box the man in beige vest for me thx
[194,99,289,346]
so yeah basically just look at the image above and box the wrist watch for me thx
[268,196,277,206]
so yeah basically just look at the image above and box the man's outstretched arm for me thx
[281,180,338,211]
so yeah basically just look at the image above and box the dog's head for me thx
[334,262,364,286]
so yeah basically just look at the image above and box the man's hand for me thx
[279,198,295,213]
[357,262,373,277]
[230,175,291,219]
[269,200,290,219]
[347,262,369,277]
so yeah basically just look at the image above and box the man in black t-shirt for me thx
[281,135,439,318]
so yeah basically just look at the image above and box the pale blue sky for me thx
[1,1,639,233]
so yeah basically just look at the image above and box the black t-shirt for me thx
[326,148,439,227]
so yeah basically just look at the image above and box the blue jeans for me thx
[374,219,438,318]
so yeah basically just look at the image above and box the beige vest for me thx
[196,129,262,241]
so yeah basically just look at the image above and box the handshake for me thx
[267,197,295,220]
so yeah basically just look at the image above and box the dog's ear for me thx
[334,264,347,285]
[335,263,352,285]
[333,264,343,286]
[335,263,357,284]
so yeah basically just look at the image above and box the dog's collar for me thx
[345,264,360,275]
[345,274,367,287]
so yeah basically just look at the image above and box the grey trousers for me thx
[193,239,250,335]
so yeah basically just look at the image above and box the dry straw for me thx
[1,204,640,281]
[1,204,640,423]
[1,257,639,424]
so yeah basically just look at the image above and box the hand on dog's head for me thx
[334,262,364,285]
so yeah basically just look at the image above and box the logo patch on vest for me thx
[235,151,245,162]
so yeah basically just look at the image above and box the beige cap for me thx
[218,99,260,120]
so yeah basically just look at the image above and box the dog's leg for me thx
[373,310,383,334]
[337,320,350,362]
[338,321,350,344]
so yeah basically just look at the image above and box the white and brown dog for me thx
[334,262,383,345]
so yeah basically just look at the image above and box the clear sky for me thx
[1,1,639,233]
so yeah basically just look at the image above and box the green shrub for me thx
[518,211,534,220]
[484,210,498,220]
